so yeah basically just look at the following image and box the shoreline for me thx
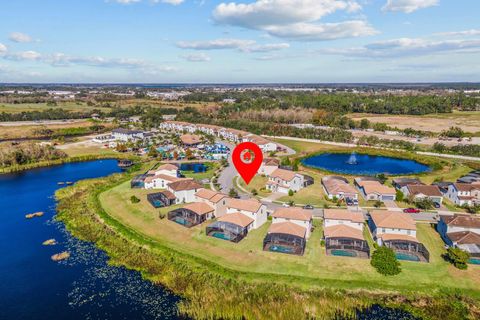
[54,169,480,320]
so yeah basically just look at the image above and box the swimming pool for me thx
[211,232,231,241]
[270,245,295,254]
[469,258,480,265]
[331,249,357,257]
[395,252,420,262]
[174,217,188,226]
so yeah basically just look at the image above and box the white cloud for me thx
[212,0,374,41]
[240,42,290,52]
[114,0,184,5]
[156,0,184,4]
[180,52,211,62]
[9,32,33,43]
[382,0,438,13]
[436,29,480,37]
[0,43,7,54]
[4,50,42,61]
[176,38,256,50]
[317,37,480,58]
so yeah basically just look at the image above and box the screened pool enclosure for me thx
[206,221,248,243]
[263,233,306,256]
[325,237,370,258]
[383,239,430,262]
[167,207,207,228]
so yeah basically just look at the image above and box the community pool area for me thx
[331,249,357,257]
[469,258,480,265]
[269,245,295,254]
[211,232,232,241]
[395,252,420,262]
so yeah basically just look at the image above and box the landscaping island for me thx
[55,158,480,320]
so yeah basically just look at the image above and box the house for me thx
[323,209,369,258]
[166,179,203,204]
[180,134,202,146]
[266,168,304,194]
[401,184,443,204]
[457,170,480,184]
[167,202,215,228]
[144,174,184,189]
[225,198,267,229]
[368,210,429,262]
[112,128,144,142]
[322,176,358,201]
[194,189,229,217]
[437,214,480,262]
[263,221,307,255]
[392,178,424,190]
[243,134,277,153]
[152,164,179,177]
[445,183,480,206]
[355,178,396,202]
[147,190,176,208]
[206,212,254,243]
[271,207,313,238]
[259,158,280,176]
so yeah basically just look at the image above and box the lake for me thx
[302,153,431,175]
[0,159,417,319]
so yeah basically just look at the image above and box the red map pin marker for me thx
[232,142,263,185]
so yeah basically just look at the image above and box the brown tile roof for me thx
[218,212,254,228]
[322,178,358,195]
[160,190,176,200]
[269,222,306,238]
[263,158,280,166]
[447,231,480,245]
[407,185,442,197]
[453,183,480,192]
[182,202,214,216]
[270,168,297,182]
[359,181,395,195]
[248,134,270,145]
[370,210,416,230]
[379,233,418,243]
[272,207,313,221]
[323,209,364,223]
[180,134,201,145]
[324,225,364,240]
[441,214,480,229]
[168,179,202,192]
[226,198,263,213]
[195,189,227,203]
[157,164,178,171]
[144,174,183,183]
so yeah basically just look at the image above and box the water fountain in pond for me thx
[346,152,358,165]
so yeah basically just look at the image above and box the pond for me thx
[180,163,207,173]
[302,153,431,175]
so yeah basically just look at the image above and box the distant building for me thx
[112,128,144,142]
[445,183,480,206]
[180,134,202,146]
[437,214,480,261]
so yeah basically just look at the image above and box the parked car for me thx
[303,204,314,210]
[282,203,290,208]
[433,202,441,209]
[403,208,421,213]
[345,198,354,206]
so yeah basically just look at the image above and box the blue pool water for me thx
[211,232,231,241]
[396,252,420,262]
[302,153,431,175]
[174,217,188,226]
[469,258,480,265]
[180,163,207,173]
[0,160,180,320]
[331,249,357,257]
[270,245,294,254]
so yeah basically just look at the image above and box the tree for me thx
[441,126,465,138]
[376,173,387,184]
[130,195,140,204]
[281,157,291,166]
[359,118,370,129]
[185,148,194,160]
[116,144,127,153]
[444,247,470,270]
[371,246,401,276]
[229,188,238,198]
[173,151,179,160]
[395,189,404,202]
[251,189,258,196]
[373,200,382,208]
[416,197,434,210]
[292,159,299,171]
[148,146,159,158]
[288,189,294,197]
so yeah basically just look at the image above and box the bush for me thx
[416,198,434,210]
[159,212,166,219]
[373,200,382,208]
[130,195,140,203]
[251,189,258,196]
[444,247,470,270]
[267,215,272,221]
[288,189,294,197]
[370,246,401,276]
[320,240,325,247]
[395,189,404,202]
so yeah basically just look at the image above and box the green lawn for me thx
[98,181,480,296]
[0,102,112,113]
[237,175,270,197]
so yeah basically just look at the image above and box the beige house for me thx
[355,178,396,202]
[226,198,267,229]
[194,189,229,217]
[266,168,304,194]
[446,183,480,206]
[401,184,443,204]
[271,207,313,238]
[322,176,358,200]
[259,158,280,176]
[167,180,203,204]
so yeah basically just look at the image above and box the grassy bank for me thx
[55,171,480,319]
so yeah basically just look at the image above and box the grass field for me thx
[347,111,480,133]
[0,102,112,113]
[98,180,480,296]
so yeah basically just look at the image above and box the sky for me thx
[0,0,479,83]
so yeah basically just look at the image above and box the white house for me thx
[194,189,229,217]
[243,134,277,153]
[152,164,179,177]
[271,207,313,238]
[322,176,358,200]
[226,198,267,229]
[323,209,364,231]
[355,178,396,202]
[144,174,184,190]
[112,128,144,142]
[437,214,480,256]
[401,184,443,204]
[368,210,417,245]
[266,168,304,194]
[259,158,280,176]
[445,183,480,206]
[167,179,203,204]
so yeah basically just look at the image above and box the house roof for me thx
[263,158,280,166]
[226,198,263,213]
[182,202,214,216]
[447,231,480,245]
[324,224,364,240]
[195,189,227,203]
[112,128,143,134]
[407,185,443,197]
[180,134,201,145]
[160,190,176,200]
[269,222,306,238]
[441,214,480,229]
[272,207,313,221]
[379,233,418,243]
[323,209,364,223]
[322,178,357,195]
[270,168,297,182]
[144,174,182,183]
[369,210,416,230]
[359,181,395,195]
[168,179,202,192]
[218,212,254,228]
[453,183,480,192]
[157,164,178,171]
[392,178,424,188]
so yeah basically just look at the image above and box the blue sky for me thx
[0,0,479,83]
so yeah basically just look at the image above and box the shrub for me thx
[267,215,272,221]
[373,200,382,208]
[320,240,325,247]
[130,195,140,203]
[371,246,401,276]
[395,189,404,202]
[251,189,258,196]
[159,212,166,219]
[444,247,470,270]
[416,198,434,210]
[288,189,294,197]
